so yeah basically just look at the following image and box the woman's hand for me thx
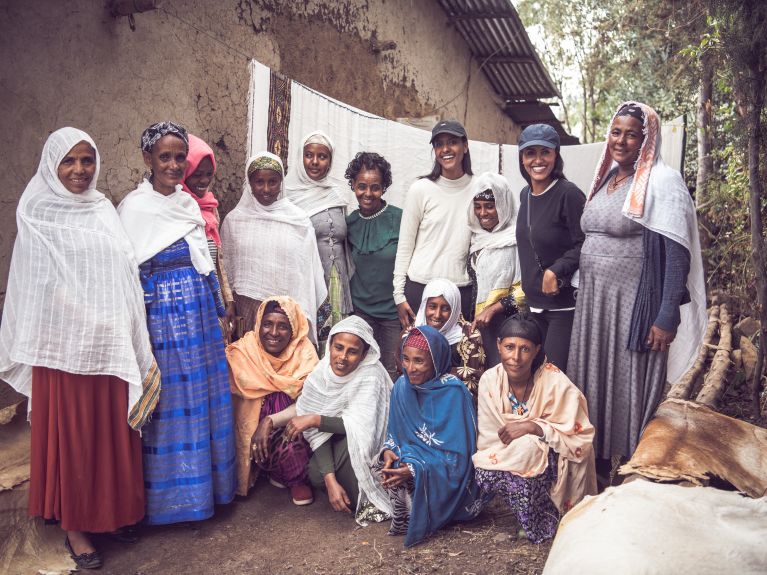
[397,301,416,329]
[324,473,352,513]
[252,416,274,463]
[646,325,676,352]
[380,450,412,488]
[223,302,237,343]
[541,269,560,296]
[283,414,321,443]
[498,420,543,445]
[471,301,502,332]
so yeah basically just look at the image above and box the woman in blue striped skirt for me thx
[118,121,236,524]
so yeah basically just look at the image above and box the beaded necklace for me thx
[508,376,532,415]
[359,202,388,220]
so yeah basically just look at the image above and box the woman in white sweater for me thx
[393,120,475,328]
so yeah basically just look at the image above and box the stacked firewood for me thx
[666,295,761,416]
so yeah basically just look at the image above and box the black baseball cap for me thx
[430,119,467,144]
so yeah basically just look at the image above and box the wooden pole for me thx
[667,304,719,400]
[696,303,733,408]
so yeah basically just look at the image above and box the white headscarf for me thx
[468,172,518,252]
[589,102,707,384]
[296,316,392,515]
[0,128,156,420]
[117,175,214,275]
[414,278,463,345]
[284,131,348,217]
[221,151,327,341]
[467,173,521,313]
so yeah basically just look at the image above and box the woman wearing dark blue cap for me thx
[515,123,585,372]
[392,120,475,329]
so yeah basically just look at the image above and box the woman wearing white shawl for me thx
[284,131,353,348]
[221,151,327,342]
[281,316,392,523]
[568,102,706,471]
[118,121,236,526]
[467,172,523,366]
[0,128,158,567]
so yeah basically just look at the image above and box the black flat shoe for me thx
[65,537,103,570]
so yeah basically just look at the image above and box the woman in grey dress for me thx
[567,102,706,481]
[285,131,353,350]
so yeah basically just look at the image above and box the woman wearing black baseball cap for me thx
[515,123,586,372]
[392,119,475,328]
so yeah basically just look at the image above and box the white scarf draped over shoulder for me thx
[296,315,393,515]
[221,151,327,341]
[414,278,463,345]
[588,101,707,384]
[284,131,348,217]
[0,127,157,423]
[467,172,520,313]
[117,179,214,275]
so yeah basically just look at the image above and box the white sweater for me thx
[393,174,474,304]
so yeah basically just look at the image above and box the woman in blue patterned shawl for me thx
[376,325,484,547]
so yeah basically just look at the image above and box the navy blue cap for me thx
[518,124,560,151]
[430,119,467,144]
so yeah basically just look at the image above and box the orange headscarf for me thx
[227,296,319,400]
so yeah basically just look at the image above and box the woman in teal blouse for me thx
[345,152,402,380]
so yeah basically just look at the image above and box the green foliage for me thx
[516,0,702,142]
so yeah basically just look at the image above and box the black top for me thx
[516,179,586,309]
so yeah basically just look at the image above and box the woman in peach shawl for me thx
[472,313,596,543]
[226,296,319,499]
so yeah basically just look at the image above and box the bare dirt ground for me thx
[92,477,551,575]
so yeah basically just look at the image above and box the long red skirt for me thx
[28,367,145,532]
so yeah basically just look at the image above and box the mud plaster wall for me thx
[0,0,520,319]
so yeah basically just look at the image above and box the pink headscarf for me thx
[182,134,221,247]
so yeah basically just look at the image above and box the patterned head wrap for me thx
[473,188,495,201]
[404,328,430,351]
[140,121,189,152]
[498,313,543,346]
[247,155,283,176]
[264,300,288,316]
[616,103,645,123]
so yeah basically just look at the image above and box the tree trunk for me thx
[696,49,714,206]
[746,80,767,420]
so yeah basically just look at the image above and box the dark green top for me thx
[346,202,403,320]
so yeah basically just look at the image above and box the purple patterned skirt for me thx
[257,392,311,487]
[474,450,559,543]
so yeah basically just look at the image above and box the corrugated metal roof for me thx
[504,101,580,145]
[437,0,560,100]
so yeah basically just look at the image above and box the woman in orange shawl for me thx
[226,297,319,501]
[472,313,596,543]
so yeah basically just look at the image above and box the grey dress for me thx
[309,207,354,316]
[567,176,667,459]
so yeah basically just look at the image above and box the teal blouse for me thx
[346,202,403,320]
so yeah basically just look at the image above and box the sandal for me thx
[65,536,103,570]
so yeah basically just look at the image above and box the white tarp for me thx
[248,59,686,209]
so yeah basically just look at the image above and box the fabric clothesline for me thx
[247,59,686,209]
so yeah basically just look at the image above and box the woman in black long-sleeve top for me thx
[515,124,585,371]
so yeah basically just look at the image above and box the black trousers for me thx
[404,277,474,322]
[530,309,575,372]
